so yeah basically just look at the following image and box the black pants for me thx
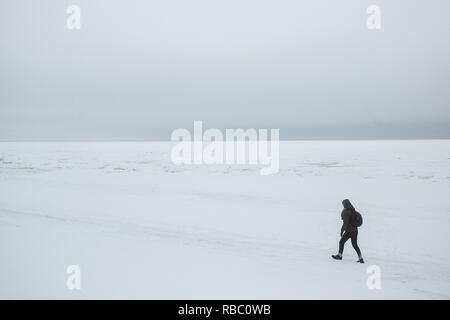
[339,230,361,257]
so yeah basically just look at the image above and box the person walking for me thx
[332,199,364,263]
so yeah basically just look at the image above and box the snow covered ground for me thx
[0,140,449,299]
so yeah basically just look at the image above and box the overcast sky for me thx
[0,0,449,140]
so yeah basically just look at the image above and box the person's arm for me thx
[341,210,349,236]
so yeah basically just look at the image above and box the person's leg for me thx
[350,231,362,258]
[338,232,351,254]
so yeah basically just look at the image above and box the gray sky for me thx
[0,0,449,140]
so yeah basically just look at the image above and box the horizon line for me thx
[1,138,450,143]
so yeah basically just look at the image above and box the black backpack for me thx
[350,210,363,227]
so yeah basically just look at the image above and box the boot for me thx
[357,257,364,263]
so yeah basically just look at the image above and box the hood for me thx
[342,199,355,211]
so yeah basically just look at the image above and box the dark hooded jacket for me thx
[341,199,357,234]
